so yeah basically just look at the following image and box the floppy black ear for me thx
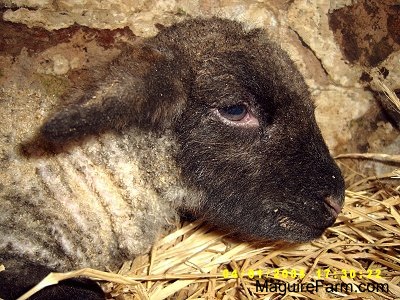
[41,44,190,143]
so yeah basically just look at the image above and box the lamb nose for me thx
[324,196,343,218]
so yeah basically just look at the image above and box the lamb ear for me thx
[40,97,127,143]
[40,44,190,143]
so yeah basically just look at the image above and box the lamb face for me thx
[169,21,345,242]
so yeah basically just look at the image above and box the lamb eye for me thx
[218,104,248,121]
[214,104,259,127]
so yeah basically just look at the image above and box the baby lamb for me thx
[0,17,344,299]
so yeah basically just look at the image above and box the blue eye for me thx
[218,104,248,121]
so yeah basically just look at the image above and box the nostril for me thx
[324,196,342,218]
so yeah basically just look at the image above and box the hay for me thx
[372,77,400,114]
[335,153,400,164]
[17,165,400,300]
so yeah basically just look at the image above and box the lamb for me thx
[0,17,345,299]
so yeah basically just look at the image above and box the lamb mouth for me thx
[276,195,343,231]
[324,196,343,218]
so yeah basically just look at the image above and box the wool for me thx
[0,86,183,271]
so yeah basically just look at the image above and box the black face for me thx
[39,17,345,243]
[175,38,344,242]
